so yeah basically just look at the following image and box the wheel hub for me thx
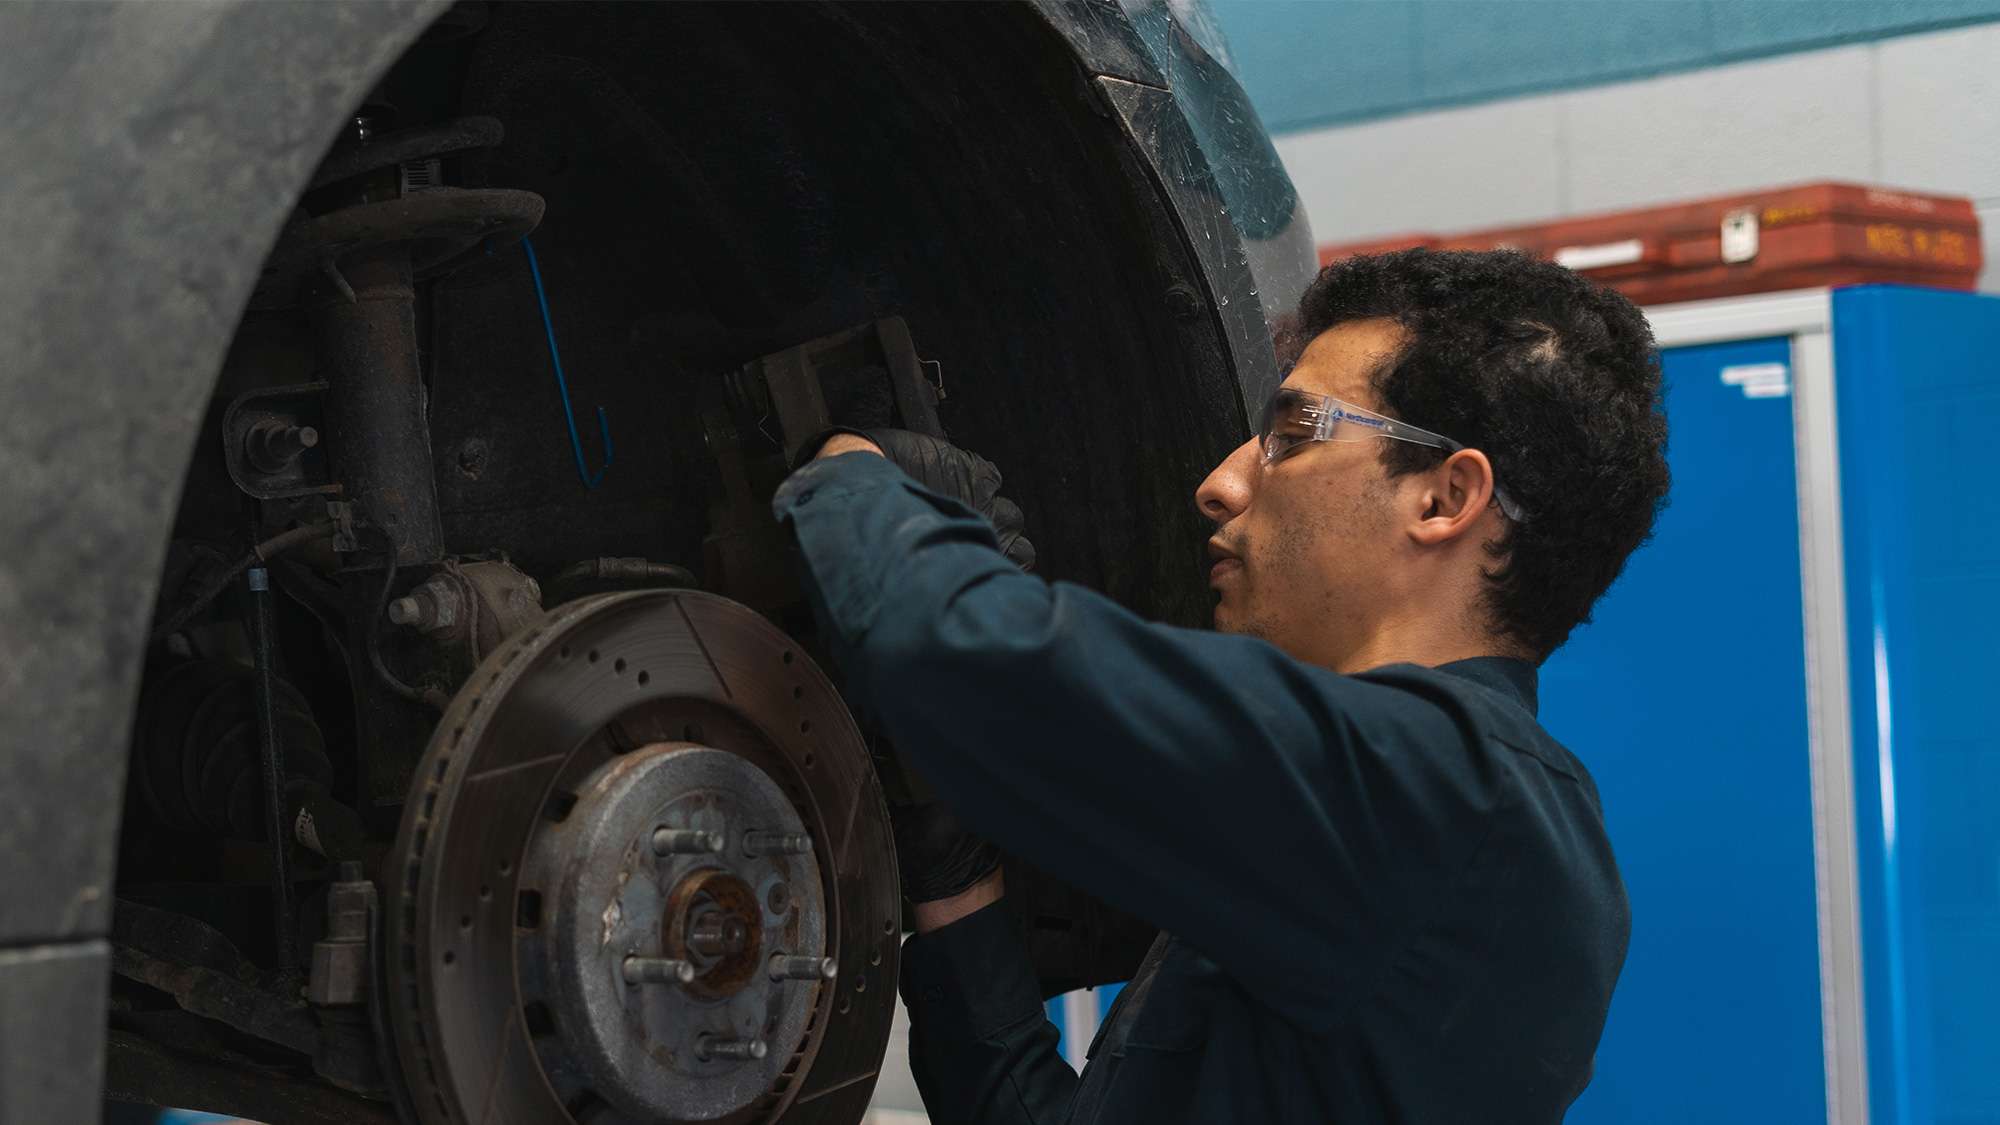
[520,744,829,1121]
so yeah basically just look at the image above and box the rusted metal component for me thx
[452,559,544,652]
[386,579,460,632]
[387,592,900,1125]
[308,116,506,192]
[110,901,319,1056]
[545,556,699,606]
[386,559,543,661]
[308,863,386,1098]
[105,1030,398,1125]
[524,745,816,1117]
[699,316,953,614]
[254,187,545,310]
[352,559,543,814]
[740,316,948,467]
[664,867,766,998]
[308,864,375,1008]
[311,247,444,567]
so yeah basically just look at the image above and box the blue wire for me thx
[521,237,612,489]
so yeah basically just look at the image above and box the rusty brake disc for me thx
[385,590,899,1125]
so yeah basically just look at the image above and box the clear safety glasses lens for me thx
[1255,388,1529,522]
[1258,388,1327,464]
[1258,389,1433,464]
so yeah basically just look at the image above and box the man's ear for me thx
[1409,449,1498,547]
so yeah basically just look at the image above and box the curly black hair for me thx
[1293,248,1670,660]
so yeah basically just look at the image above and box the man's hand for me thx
[893,797,1002,921]
[814,432,884,460]
[913,868,1004,934]
[812,428,1035,570]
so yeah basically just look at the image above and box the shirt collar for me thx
[1436,656,1540,716]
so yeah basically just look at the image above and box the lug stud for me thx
[653,828,724,856]
[769,954,838,982]
[742,831,811,857]
[622,956,696,984]
[696,1035,767,1062]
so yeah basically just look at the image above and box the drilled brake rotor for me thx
[386,591,900,1125]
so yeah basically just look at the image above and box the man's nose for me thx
[1194,437,1259,525]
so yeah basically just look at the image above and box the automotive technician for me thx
[773,249,1671,1123]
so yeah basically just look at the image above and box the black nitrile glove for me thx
[804,427,1037,571]
[892,795,1003,904]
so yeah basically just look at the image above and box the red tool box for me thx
[1317,182,1984,306]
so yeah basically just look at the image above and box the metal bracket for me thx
[222,382,339,499]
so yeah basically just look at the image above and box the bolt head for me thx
[386,596,422,625]
[456,437,489,478]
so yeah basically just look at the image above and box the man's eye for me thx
[1271,409,1319,440]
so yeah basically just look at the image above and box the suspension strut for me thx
[253,115,546,810]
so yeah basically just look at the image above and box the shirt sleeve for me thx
[898,900,1078,1125]
[774,453,1504,1031]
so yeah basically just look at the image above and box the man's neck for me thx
[1329,622,1524,676]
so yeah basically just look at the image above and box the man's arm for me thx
[776,453,1497,1032]
[896,871,1081,1125]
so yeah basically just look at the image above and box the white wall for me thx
[1274,22,2000,291]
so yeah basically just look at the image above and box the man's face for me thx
[1196,318,1413,665]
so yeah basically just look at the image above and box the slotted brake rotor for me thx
[386,591,900,1125]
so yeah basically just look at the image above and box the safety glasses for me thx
[1257,387,1526,522]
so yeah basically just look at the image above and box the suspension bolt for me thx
[244,419,320,475]
[622,956,696,985]
[742,831,811,857]
[768,954,837,982]
[653,828,724,856]
[386,577,460,632]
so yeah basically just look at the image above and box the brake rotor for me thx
[386,590,900,1125]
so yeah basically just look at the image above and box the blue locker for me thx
[1549,286,2000,1125]
[1834,287,2000,1125]
[1551,334,1826,1124]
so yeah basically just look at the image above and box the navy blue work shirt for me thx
[773,453,1630,1124]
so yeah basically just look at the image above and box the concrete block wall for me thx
[1214,0,2000,133]
[1270,22,2000,291]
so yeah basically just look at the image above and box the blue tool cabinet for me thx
[1553,286,2000,1125]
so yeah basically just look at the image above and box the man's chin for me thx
[1210,600,1248,636]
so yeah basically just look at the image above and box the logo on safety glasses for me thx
[1330,408,1387,429]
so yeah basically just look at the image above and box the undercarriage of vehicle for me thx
[90,3,1309,1123]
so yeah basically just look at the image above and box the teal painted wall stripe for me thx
[1207,0,2000,134]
